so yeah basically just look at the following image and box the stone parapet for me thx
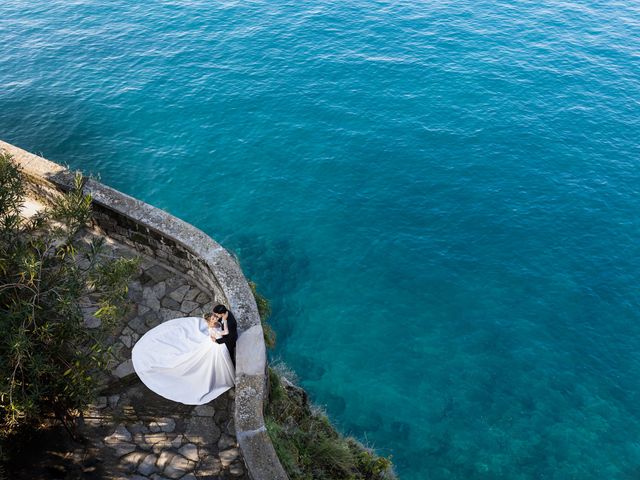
[0,140,288,480]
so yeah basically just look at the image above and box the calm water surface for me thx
[2,1,640,478]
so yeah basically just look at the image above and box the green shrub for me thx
[266,417,307,479]
[348,437,394,478]
[0,152,138,447]
[309,437,356,477]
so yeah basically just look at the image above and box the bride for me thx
[131,312,235,405]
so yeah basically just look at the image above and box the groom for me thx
[212,304,238,366]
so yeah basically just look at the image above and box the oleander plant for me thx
[0,152,138,466]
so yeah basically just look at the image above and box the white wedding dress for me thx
[131,316,235,405]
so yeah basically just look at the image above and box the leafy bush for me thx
[0,152,138,452]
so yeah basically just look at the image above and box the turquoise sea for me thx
[2,1,640,478]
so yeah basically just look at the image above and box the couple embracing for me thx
[131,304,238,405]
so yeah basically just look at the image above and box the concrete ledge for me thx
[237,325,267,376]
[0,140,288,480]
[236,429,289,480]
[235,374,268,433]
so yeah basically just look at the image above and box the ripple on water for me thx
[1,1,640,478]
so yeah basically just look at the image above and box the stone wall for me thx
[0,140,288,480]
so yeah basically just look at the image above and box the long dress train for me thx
[131,316,235,405]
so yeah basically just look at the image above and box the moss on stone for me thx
[248,280,276,349]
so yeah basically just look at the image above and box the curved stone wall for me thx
[0,140,288,480]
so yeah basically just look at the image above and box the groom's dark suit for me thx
[215,311,238,366]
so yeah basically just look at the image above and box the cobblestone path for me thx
[79,232,248,480]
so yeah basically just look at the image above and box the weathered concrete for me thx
[1,140,288,480]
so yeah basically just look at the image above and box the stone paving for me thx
[77,228,248,480]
